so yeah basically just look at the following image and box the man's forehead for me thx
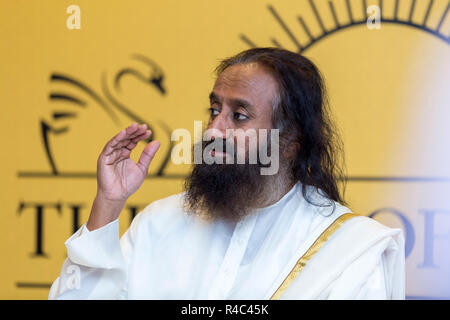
[212,63,277,101]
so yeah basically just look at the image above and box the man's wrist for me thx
[86,193,126,231]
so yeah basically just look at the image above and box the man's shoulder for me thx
[310,200,404,245]
[345,214,402,237]
[327,210,405,251]
[142,192,186,213]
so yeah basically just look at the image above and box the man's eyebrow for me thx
[209,92,220,103]
[209,92,254,112]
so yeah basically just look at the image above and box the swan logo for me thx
[17,54,176,179]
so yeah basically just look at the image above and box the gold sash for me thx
[270,212,361,300]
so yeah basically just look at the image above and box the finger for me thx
[103,131,154,166]
[120,130,152,154]
[125,124,146,142]
[105,130,152,156]
[137,140,160,173]
[104,148,130,165]
[128,124,148,140]
[131,129,151,144]
[102,123,140,156]
[102,122,136,151]
[126,122,140,134]
[101,129,124,154]
[111,122,140,147]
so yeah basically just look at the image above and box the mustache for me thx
[198,137,274,168]
[202,138,237,156]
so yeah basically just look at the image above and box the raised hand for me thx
[87,122,160,230]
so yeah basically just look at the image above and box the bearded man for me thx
[49,48,405,300]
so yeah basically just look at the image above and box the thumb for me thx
[137,140,160,174]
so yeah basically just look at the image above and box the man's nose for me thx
[207,113,230,140]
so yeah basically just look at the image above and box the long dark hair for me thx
[215,47,347,207]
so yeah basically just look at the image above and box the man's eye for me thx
[209,108,220,117]
[234,112,248,121]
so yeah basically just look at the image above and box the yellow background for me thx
[1,0,449,299]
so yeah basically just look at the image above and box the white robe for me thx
[48,182,405,299]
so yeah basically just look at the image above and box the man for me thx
[49,48,405,299]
